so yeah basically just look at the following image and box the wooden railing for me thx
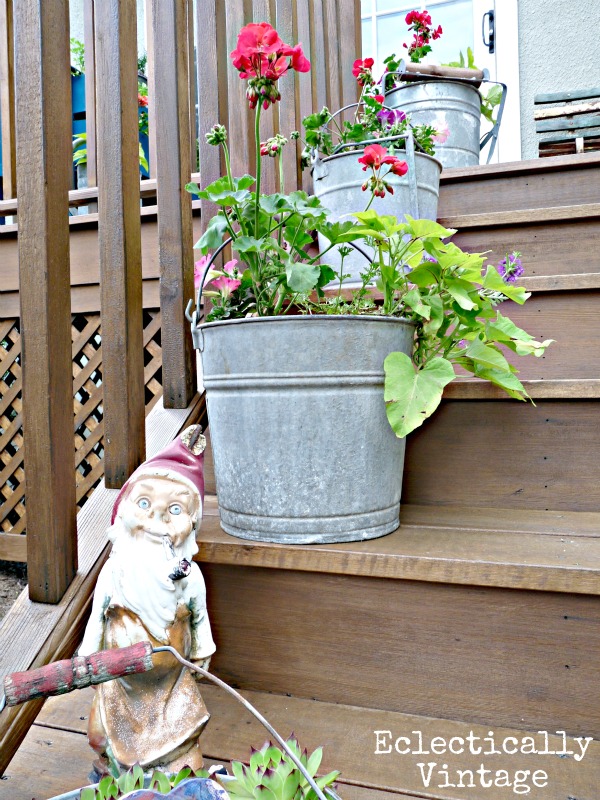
[0,0,361,602]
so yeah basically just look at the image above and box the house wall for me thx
[518,0,599,159]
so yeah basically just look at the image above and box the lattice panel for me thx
[0,310,163,547]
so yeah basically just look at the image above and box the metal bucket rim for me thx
[385,79,482,101]
[198,314,417,333]
[317,148,443,172]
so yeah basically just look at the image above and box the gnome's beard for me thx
[106,516,199,643]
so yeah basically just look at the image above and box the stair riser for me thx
[204,564,600,737]
[405,399,599,511]
[452,220,600,278]
[439,163,600,216]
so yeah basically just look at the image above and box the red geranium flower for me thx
[230,22,310,109]
[358,144,389,170]
[373,94,385,104]
[138,94,148,107]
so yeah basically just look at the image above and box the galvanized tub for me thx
[386,80,482,169]
[312,148,442,285]
[194,315,415,544]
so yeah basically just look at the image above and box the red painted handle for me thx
[3,641,154,706]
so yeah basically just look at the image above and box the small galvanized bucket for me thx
[385,79,482,169]
[312,138,441,285]
[192,314,416,544]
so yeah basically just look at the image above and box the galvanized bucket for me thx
[194,315,415,544]
[312,145,442,285]
[385,80,482,169]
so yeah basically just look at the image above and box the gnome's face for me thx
[118,476,200,548]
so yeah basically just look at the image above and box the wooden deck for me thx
[4,680,599,800]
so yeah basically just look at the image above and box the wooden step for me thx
[6,684,597,800]
[194,504,600,739]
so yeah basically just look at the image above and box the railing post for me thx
[83,0,97,189]
[0,0,16,199]
[95,0,146,487]
[14,0,77,603]
[152,0,197,408]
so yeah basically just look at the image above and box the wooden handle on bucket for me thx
[3,641,154,706]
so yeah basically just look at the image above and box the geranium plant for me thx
[300,55,438,161]
[186,22,360,319]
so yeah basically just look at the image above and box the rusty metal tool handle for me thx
[2,641,154,708]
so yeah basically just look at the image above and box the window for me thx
[361,0,474,77]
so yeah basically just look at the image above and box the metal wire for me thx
[152,646,329,800]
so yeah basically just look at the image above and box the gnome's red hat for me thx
[111,425,206,524]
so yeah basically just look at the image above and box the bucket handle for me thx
[1,643,330,800]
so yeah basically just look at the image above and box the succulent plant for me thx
[79,765,210,800]
[225,735,341,800]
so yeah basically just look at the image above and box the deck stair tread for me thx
[198,499,600,595]
[4,685,598,800]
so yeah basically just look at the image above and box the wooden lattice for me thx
[0,310,162,549]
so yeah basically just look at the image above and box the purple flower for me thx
[497,251,524,284]
[376,108,407,129]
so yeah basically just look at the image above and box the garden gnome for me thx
[79,425,216,777]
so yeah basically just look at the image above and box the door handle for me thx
[482,9,495,54]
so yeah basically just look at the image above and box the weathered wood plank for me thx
[82,0,97,187]
[0,0,16,198]
[438,203,600,229]
[446,378,600,400]
[534,100,600,120]
[225,1,253,180]
[195,0,223,235]
[0,532,27,561]
[28,686,600,800]
[536,114,600,133]
[536,87,600,104]
[194,512,600,595]
[152,0,197,407]
[145,0,157,178]
[309,0,328,113]
[0,396,205,775]
[13,0,77,603]
[404,400,600,513]
[275,0,297,193]
[323,0,341,114]
[95,0,146,487]
[295,0,312,192]
[338,0,360,109]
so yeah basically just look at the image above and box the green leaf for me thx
[384,353,455,438]
[282,771,301,800]
[422,295,445,335]
[186,181,201,195]
[305,747,323,777]
[260,194,293,215]
[404,287,431,319]
[173,767,193,786]
[474,366,528,400]
[445,278,477,310]
[286,261,320,292]
[403,215,456,240]
[150,769,171,793]
[482,267,530,304]
[233,236,267,254]
[80,789,96,800]
[407,262,441,287]
[254,786,278,800]
[317,265,337,288]
[99,776,113,798]
[316,220,362,244]
[195,214,228,253]
[465,338,511,372]
[132,764,144,789]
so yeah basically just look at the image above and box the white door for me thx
[361,0,521,162]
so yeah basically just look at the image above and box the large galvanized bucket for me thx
[312,147,442,285]
[385,80,481,169]
[194,315,415,544]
